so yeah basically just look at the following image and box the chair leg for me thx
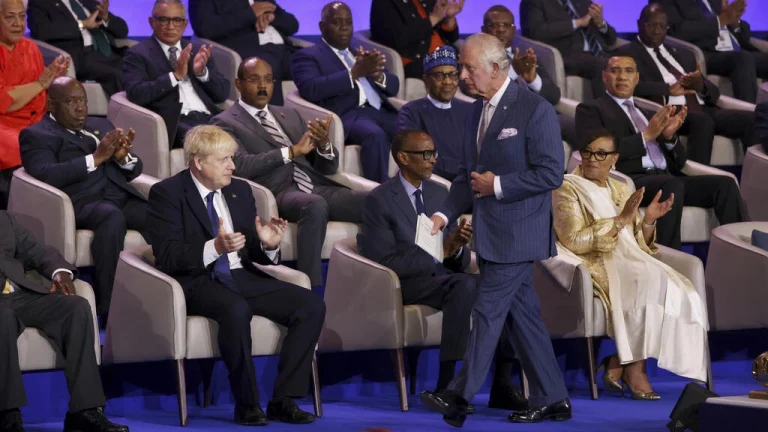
[706,344,715,392]
[201,359,215,408]
[408,348,419,395]
[311,354,323,418]
[390,348,408,411]
[585,337,599,400]
[175,359,188,427]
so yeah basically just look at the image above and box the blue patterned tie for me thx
[558,0,604,56]
[206,192,237,291]
[339,49,383,109]
[413,189,425,215]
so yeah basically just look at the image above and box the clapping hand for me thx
[680,63,705,93]
[443,218,472,258]
[511,48,538,83]
[588,2,605,27]
[643,189,674,224]
[445,0,465,19]
[662,105,687,140]
[93,128,124,166]
[193,44,213,77]
[255,216,287,250]
[307,114,332,150]
[113,128,135,163]
[617,187,645,226]
[669,81,695,96]
[173,44,193,81]
[214,217,246,254]
[50,271,76,295]
[643,105,674,142]
[38,55,70,89]
[96,0,110,22]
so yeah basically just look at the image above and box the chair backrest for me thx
[108,92,171,178]
[193,37,242,100]
[664,37,708,76]
[608,169,635,192]
[353,31,406,100]
[742,145,768,221]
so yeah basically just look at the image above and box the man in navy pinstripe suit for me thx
[420,33,571,428]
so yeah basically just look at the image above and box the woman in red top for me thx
[0,0,68,208]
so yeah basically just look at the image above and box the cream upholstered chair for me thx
[705,222,768,331]
[742,145,768,221]
[7,168,155,267]
[18,279,99,371]
[103,245,322,426]
[33,38,138,116]
[353,30,426,101]
[534,171,714,399]
[759,82,768,103]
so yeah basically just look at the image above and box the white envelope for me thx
[497,128,518,140]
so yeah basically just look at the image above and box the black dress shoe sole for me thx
[509,412,572,423]
[443,413,467,429]
[235,417,269,426]
[267,415,315,425]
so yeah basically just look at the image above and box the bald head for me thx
[48,77,88,130]
[321,1,349,21]
[48,76,82,100]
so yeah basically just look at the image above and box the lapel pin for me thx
[503,106,508,111]
[232,193,237,198]
[93,130,99,135]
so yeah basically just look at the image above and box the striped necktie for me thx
[256,110,313,194]
[558,0,604,56]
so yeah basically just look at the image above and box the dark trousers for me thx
[680,105,756,165]
[0,289,105,412]
[343,106,398,183]
[631,171,745,249]
[705,50,768,103]
[0,167,17,210]
[75,195,148,315]
[185,269,325,405]
[558,113,578,150]
[563,52,608,99]
[448,260,568,406]
[76,49,124,97]
[276,184,366,286]
[174,111,214,149]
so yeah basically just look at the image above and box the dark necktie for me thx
[413,189,425,215]
[68,0,113,57]
[558,0,604,56]
[256,110,314,193]
[652,47,702,112]
[206,192,237,291]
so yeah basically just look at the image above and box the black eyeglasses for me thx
[579,149,616,161]
[426,71,460,82]
[401,150,438,160]
[52,98,88,110]
[153,16,187,27]
[643,23,669,31]
[241,76,275,85]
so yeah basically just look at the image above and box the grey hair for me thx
[152,0,185,17]
[464,33,510,73]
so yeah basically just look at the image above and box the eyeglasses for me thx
[153,16,187,27]
[52,98,88,110]
[579,149,616,161]
[485,22,515,30]
[643,23,669,31]
[426,71,460,82]
[241,76,275,85]
[401,149,438,161]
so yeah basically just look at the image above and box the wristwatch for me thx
[320,141,332,152]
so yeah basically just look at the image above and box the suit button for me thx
[420,40,426,45]
[411,13,416,18]
[416,54,421,59]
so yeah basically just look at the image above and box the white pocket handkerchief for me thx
[497,128,518,140]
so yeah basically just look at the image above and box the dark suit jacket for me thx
[19,116,145,215]
[291,43,400,139]
[519,0,617,56]
[756,101,768,154]
[615,39,720,106]
[210,102,344,196]
[358,176,470,290]
[0,211,77,296]
[123,38,230,146]
[441,80,563,264]
[575,95,688,175]
[189,0,299,58]
[146,170,278,297]
[657,0,754,52]
[27,0,128,64]
[369,0,460,77]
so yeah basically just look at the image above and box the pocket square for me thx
[497,128,518,140]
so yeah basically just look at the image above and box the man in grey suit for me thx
[211,57,366,287]
[420,33,570,427]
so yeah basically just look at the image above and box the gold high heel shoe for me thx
[596,356,623,395]
[621,374,661,401]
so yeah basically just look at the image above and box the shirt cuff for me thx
[102,19,109,28]
[52,268,73,279]
[196,67,210,82]
[434,212,449,228]
[348,72,355,88]
[281,147,291,163]
[168,72,180,87]
[572,19,578,30]
[528,74,543,93]
[262,243,280,263]
[203,239,220,267]
[85,154,96,172]
[118,153,138,170]
[494,175,504,200]
[598,22,609,33]
[665,141,677,150]
[316,145,335,159]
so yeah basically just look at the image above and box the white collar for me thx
[487,76,512,108]
[427,94,452,109]
[322,38,350,55]
[155,38,182,55]
[398,171,422,196]
[238,99,269,119]
[49,113,88,136]
[637,35,666,54]
[505,46,514,59]
[607,91,635,108]
[190,169,217,202]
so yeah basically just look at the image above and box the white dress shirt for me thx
[247,0,285,45]
[237,100,336,162]
[156,39,211,116]
[638,37,705,106]
[427,94,451,109]
[191,172,279,269]
[61,0,109,48]
[322,39,387,107]
[505,48,543,93]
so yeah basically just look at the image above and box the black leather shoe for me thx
[508,398,572,423]
[234,404,268,426]
[0,409,24,432]
[64,408,129,432]
[488,385,529,411]
[420,390,469,428]
[266,397,315,424]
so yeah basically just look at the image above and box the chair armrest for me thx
[32,38,76,77]
[104,246,187,364]
[665,37,708,75]
[607,169,636,190]
[353,31,406,100]
[751,38,768,54]
[115,39,139,49]
[8,168,77,264]
[716,95,755,111]
[681,161,739,187]
[633,97,664,111]
[129,174,159,200]
[511,36,566,93]
[429,173,452,191]
[253,264,311,289]
[216,99,236,111]
[319,238,403,352]
[326,172,379,191]
[287,37,315,48]
[236,176,279,219]
[655,244,705,297]
[108,92,170,179]
[284,91,346,171]
[533,254,596,338]
[606,37,631,51]
[73,280,100,364]
[554,97,579,118]
[388,97,408,110]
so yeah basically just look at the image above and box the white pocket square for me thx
[497,128,518,140]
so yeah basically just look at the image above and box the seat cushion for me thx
[403,305,443,348]
[185,316,287,360]
[75,230,147,267]
[18,328,62,372]
[752,229,768,252]
[280,221,360,262]
[681,207,718,243]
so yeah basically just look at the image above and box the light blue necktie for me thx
[339,49,382,110]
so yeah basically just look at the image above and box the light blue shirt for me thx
[398,172,423,213]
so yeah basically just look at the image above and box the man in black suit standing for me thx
[123,0,229,149]
[576,56,745,249]
[28,0,128,96]
[146,125,324,426]
[656,0,766,103]
[211,57,367,288]
[615,3,755,165]
[20,76,149,317]
[189,0,300,106]
[520,0,618,98]
[0,210,129,432]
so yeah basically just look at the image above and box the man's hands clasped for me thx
[93,127,136,167]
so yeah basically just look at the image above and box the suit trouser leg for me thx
[12,290,106,412]
[678,175,745,225]
[78,50,124,97]
[0,167,16,211]
[705,51,758,103]
[705,106,758,150]
[751,50,768,80]
[558,113,578,150]
[0,300,26,411]
[174,112,213,149]
[631,173,684,249]
[678,110,715,165]
[277,189,329,286]
[344,108,397,183]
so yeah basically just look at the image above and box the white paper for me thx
[414,214,444,262]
